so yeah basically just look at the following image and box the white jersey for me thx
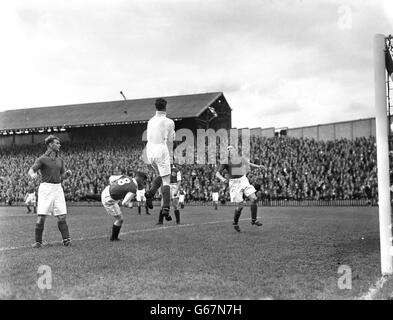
[179,194,185,203]
[146,111,175,177]
[147,111,175,145]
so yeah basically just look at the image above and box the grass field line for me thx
[0,217,260,253]
[358,276,390,300]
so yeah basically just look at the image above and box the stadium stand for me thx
[0,135,378,205]
[0,92,380,206]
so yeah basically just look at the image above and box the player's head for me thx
[45,135,61,152]
[155,98,167,111]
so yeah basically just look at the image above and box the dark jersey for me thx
[218,156,250,179]
[31,151,65,184]
[212,184,220,193]
[27,185,35,194]
[109,175,137,201]
[170,167,181,184]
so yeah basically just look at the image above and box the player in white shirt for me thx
[144,98,175,221]
[136,187,150,215]
[178,188,185,209]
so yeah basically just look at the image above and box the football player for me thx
[215,145,265,232]
[211,182,220,210]
[144,98,175,221]
[136,185,150,215]
[24,182,37,214]
[101,171,148,241]
[28,135,72,248]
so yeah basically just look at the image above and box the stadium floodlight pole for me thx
[120,91,127,101]
[374,33,393,275]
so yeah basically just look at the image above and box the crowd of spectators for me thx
[0,135,379,204]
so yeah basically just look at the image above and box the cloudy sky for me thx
[0,0,392,129]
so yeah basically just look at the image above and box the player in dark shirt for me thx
[101,171,148,241]
[28,135,72,248]
[211,183,220,210]
[216,146,265,232]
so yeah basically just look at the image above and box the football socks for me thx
[146,176,163,199]
[35,222,44,244]
[250,202,258,221]
[161,185,171,209]
[57,220,70,241]
[174,209,180,224]
[234,208,242,224]
[110,224,121,241]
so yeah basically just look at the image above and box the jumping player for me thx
[101,171,148,241]
[215,145,264,232]
[28,135,72,247]
[144,98,175,221]
[24,182,37,214]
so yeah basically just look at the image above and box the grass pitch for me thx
[0,205,392,300]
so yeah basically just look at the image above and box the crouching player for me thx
[24,183,37,214]
[101,172,148,241]
[215,146,264,232]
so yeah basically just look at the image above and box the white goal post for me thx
[374,33,393,275]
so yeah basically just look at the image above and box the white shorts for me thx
[37,183,67,216]
[101,186,121,216]
[229,176,256,203]
[136,189,146,202]
[212,192,219,202]
[179,194,185,203]
[146,143,171,177]
[170,184,179,199]
[25,193,36,205]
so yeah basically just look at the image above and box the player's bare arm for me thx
[61,170,72,178]
[215,171,227,183]
[28,167,39,180]
[243,157,266,170]
[122,192,135,207]
[250,162,266,170]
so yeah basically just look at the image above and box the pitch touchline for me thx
[0,217,260,252]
